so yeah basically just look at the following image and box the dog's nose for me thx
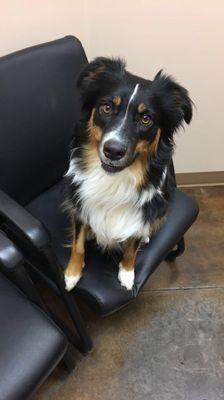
[103,140,127,160]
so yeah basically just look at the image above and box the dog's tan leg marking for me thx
[118,239,140,290]
[64,224,86,291]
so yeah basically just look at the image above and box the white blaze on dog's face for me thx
[77,57,192,175]
[99,83,140,172]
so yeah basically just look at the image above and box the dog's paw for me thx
[64,274,81,291]
[118,263,135,290]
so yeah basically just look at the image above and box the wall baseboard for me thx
[176,171,224,187]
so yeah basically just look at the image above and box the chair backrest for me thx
[0,36,88,205]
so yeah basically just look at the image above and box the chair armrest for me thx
[0,230,23,270]
[0,189,50,249]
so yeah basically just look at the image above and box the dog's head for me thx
[77,57,192,174]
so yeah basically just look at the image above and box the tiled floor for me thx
[34,186,224,400]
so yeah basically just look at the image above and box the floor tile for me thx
[144,187,224,291]
[35,288,224,400]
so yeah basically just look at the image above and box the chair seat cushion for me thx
[0,273,67,400]
[26,179,199,315]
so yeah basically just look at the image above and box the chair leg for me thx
[10,262,83,350]
[21,256,93,355]
[2,229,93,354]
[44,248,93,355]
[62,346,76,372]
[165,237,185,262]
[11,263,46,308]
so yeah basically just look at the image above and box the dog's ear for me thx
[152,70,193,133]
[77,57,125,95]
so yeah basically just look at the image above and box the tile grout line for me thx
[142,285,224,293]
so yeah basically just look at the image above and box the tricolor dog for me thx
[64,57,192,291]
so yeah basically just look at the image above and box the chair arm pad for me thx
[0,189,50,249]
[0,230,23,270]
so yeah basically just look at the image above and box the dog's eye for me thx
[140,114,153,126]
[101,103,113,114]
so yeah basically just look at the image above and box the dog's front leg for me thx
[118,238,141,290]
[64,220,87,291]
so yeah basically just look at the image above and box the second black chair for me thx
[0,231,69,400]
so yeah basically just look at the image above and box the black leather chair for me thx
[0,231,68,400]
[0,36,93,354]
[0,36,199,352]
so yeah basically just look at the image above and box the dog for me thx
[64,57,192,291]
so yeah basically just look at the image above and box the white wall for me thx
[1,0,223,173]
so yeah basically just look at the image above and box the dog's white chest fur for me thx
[68,159,150,248]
